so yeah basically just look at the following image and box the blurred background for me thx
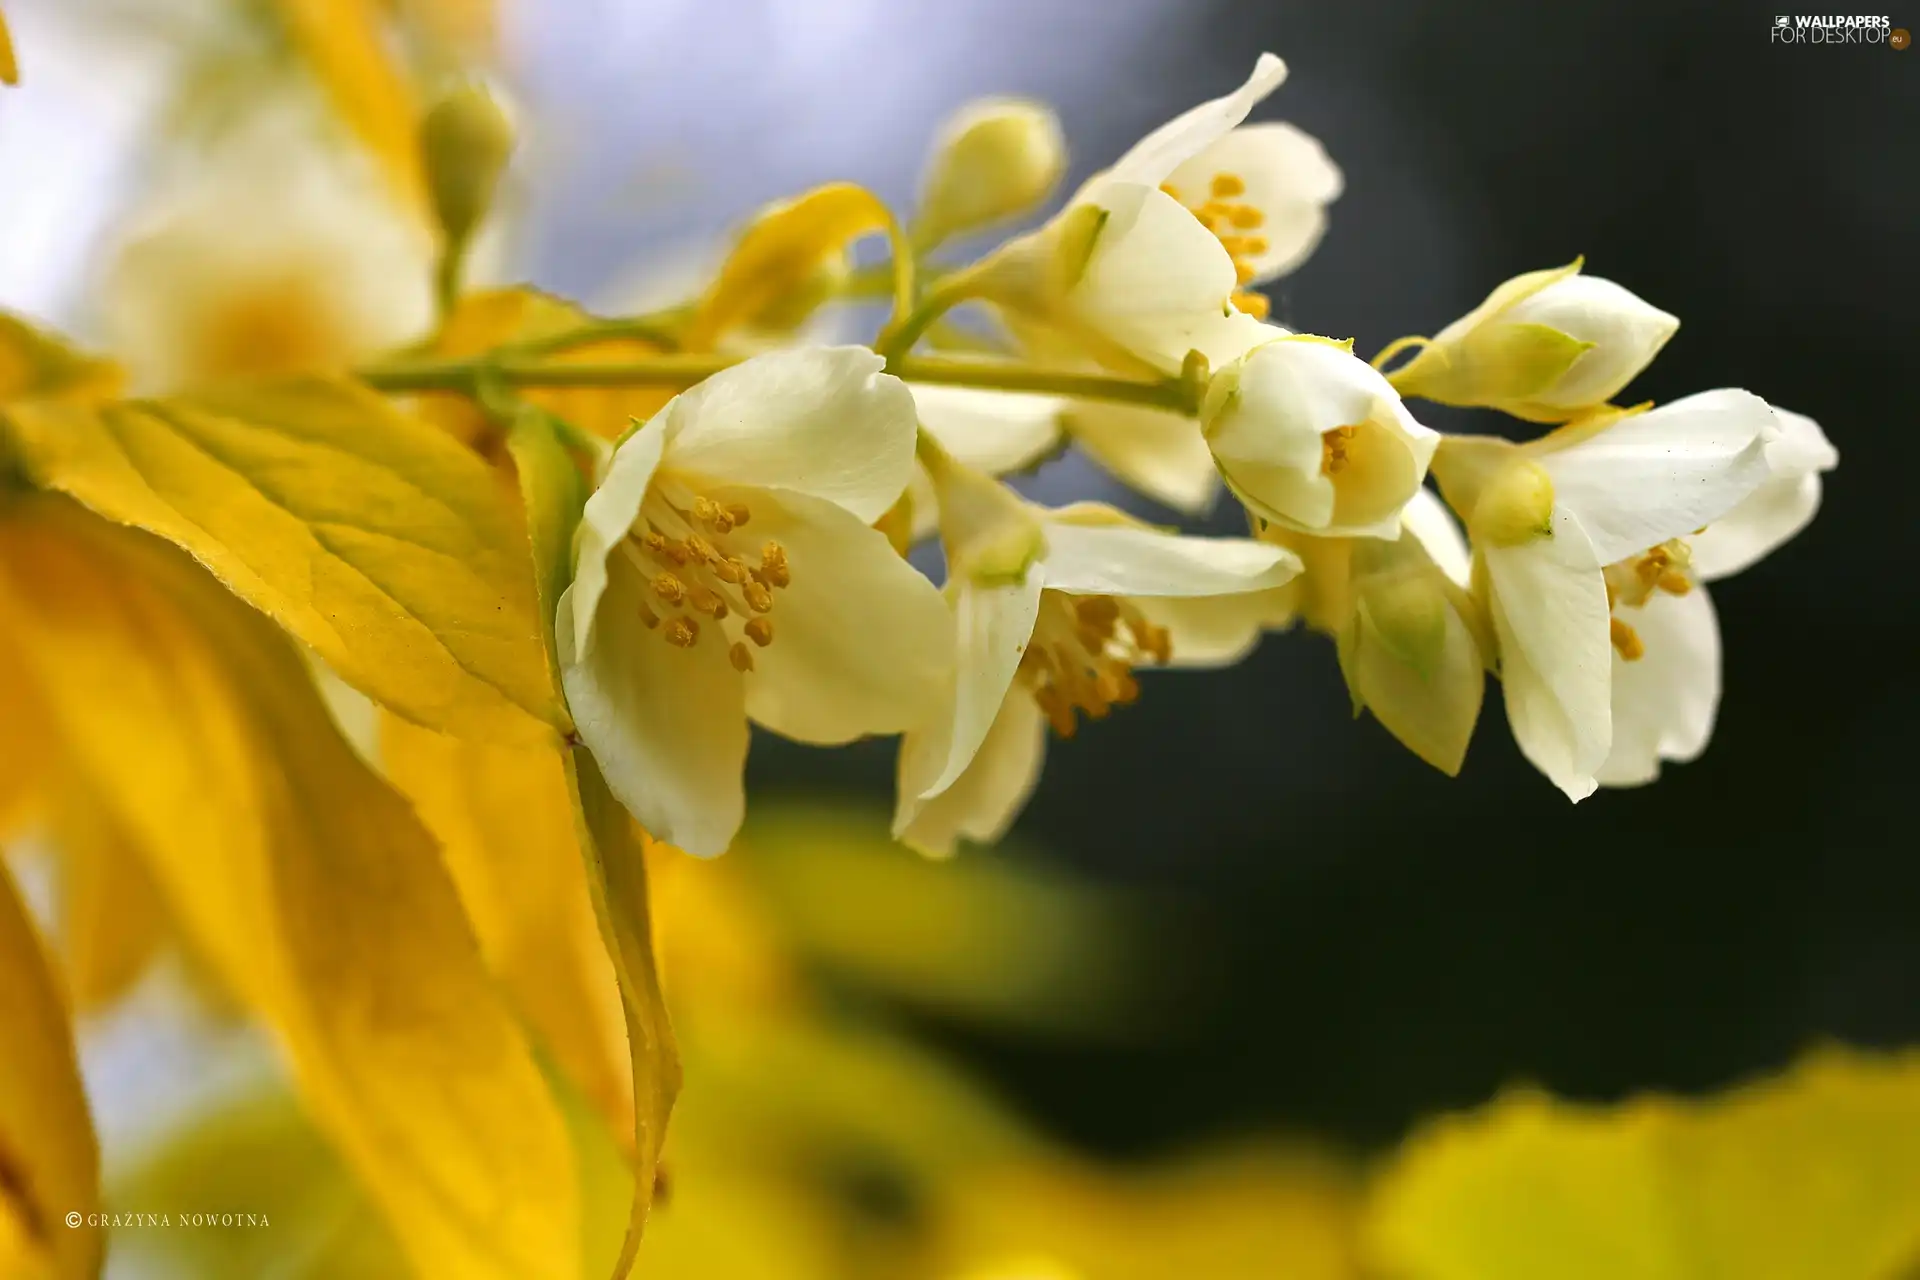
[2,0,1915,1250]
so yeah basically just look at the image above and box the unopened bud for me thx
[1338,559,1486,776]
[915,98,1066,249]
[1471,459,1556,548]
[421,82,515,248]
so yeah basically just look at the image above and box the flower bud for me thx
[915,98,1066,249]
[1391,262,1678,422]
[1469,459,1556,548]
[420,81,515,249]
[1336,525,1488,775]
[1202,335,1439,539]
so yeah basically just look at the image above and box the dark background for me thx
[715,0,1920,1156]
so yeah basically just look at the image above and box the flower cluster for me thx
[556,53,1835,856]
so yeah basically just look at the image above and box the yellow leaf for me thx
[2,375,566,743]
[567,751,680,1279]
[106,1083,410,1279]
[1365,1048,1920,1280]
[420,288,676,449]
[0,8,16,86]
[50,782,170,1010]
[684,183,898,350]
[273,0,426,213]
[0,495,581,1280]
[0,314,121,406]
[504,405,588,666]
[0,613,54,836]
[0,860,100,1280]
[382,715,633,1143]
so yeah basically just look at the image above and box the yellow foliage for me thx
[49,782,170,1010]
[0,862,100,1280]
[685,183,899,350]
[0,496,581,1280]
[2,376,566,744]
[1367,1048,1920,1280]
[382,716,633,1143]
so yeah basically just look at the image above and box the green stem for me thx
[359,351,1193,414]
[509,313,689,357]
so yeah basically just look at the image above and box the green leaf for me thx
[506,406,588,676]
[2,376,567,744]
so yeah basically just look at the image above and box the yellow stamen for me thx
[665,616,700,648]
[745,617,774,647]
[651,572,687,605]
[1232,290,1271,320]
[1321,425,1357,476]
[725,502,752,528]
[1234,260,1257,286]
[1210,172,1247,198]
[760,541,791,588]
[743,580,773,613]
[1228,204,1265,230]
[1609,616,1645,661]
[729,641,754,672]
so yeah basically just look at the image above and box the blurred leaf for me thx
[421,288,677,449]
[1366,1047,1920,1280]
[2,376,566,744]
[0,8,15,86]
[272,0,426,212]
[106,1083,410,1279]
[685,184,895,349]
[383,716,632,1143]
[0,860,100,1280]
[0,613,54,837]
[50,782,169,1010]
[739,804,1163,1040]
[566,751,681,1278]
[0,495,582,1280]
[0,314,121,406]
[940,1146,1365,1280]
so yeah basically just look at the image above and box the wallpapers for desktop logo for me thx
[1771,14,1907,44]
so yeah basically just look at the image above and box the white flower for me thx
[894,455,1299,856]
[1597,407,1837,785]
[1391,262,1679,422]
[906,382,1068,540]
[102,120,433,392]
[1433,391,1780,800]
[914,97,1067,249]
[1202,334,1441,538]
[970,52,1338,375]
[558,347,955,856]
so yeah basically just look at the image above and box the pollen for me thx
[1321,425,1357,476]
[623,485,797,659]
[1163,170,1272,319]
[1605,539,1695,612]
[1018,591,1167,739]
[1609,616,1645,661]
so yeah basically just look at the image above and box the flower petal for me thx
[894,690,1048,858]
[1485,511,1610,800]
[1500,275,1679,411]
[1063,401,1221,514]
[1039,506,1301,598]
[569,417,666,663]
[1596,585,1721,787]
[897,570,1045,814]
[913,382,1064,475]
[558,557,747,857]
[1070,185,1243,372]
[1130,588,1295,668]
[1688,409,1836,582]
[1165,122,1343,282]
[1536,389,1776,567]
[1402,488,1472,587]
[721,487,954,744]
[663,345,917,523]
[1105,53,1288,189]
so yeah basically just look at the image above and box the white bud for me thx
[915,98,1066,248]
[1202,335,1438,539]
[1391,262,1678,422]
